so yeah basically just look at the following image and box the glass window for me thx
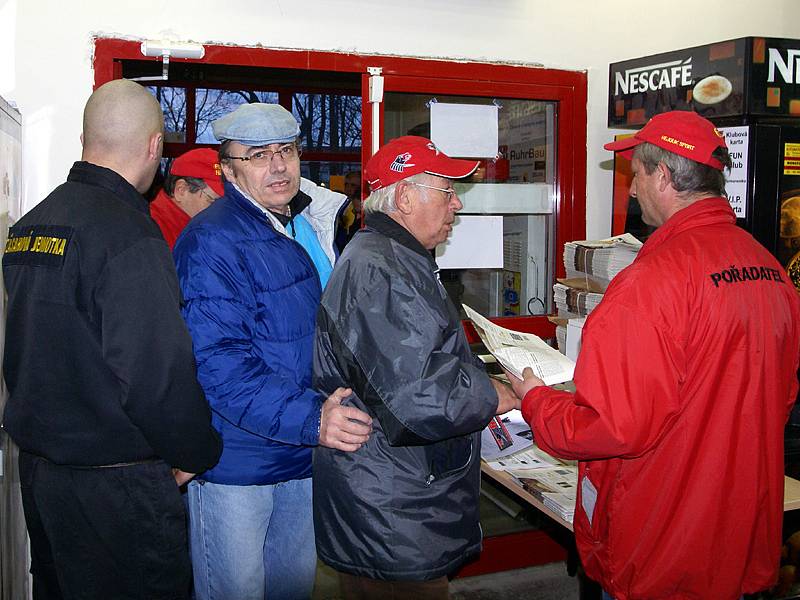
[195,89,280,143]
[301,161,361,191]
[293,93,361,150]
[147,86,187,144]
[383,92,557,318]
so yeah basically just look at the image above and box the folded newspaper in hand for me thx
[463,304,575,385]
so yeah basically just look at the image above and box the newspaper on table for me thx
[463,304,575,385]
[485,444,578,523]
[484,444,559,471]
[518,466,577,522]
[564,233,642,291]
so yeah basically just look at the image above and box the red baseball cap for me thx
[170,148,225,196]
[365,136,479,191]
[604,110,728,170]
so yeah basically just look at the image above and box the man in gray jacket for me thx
[313,136,520,599]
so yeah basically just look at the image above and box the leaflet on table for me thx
[463,304,575,385]
[486,444,578,523]
[484,445,561,471]
[480,409,534,461]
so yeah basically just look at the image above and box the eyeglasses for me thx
[410,181,457,201]
[222,144,301,166]
[199,188,219,203]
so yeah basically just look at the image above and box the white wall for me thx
[4,0,800,235]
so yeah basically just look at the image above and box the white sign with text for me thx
[720,125,750,218]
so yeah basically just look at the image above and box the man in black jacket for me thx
[313,136,519,599]
[2,79,222,600]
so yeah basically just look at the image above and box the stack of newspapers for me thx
[553,282,603,318]
[563,233,642,292]
[553,234,642,350]
[518,465,577,523]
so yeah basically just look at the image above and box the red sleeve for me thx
[522,303,684,461]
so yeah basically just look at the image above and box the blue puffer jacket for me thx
[173,179,346,485]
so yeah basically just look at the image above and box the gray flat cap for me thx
[212,103,300,146]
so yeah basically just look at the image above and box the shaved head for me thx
[82,79,164,192]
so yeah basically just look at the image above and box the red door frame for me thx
[94,38,586,337]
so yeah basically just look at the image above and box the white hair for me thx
[363,173,431,215]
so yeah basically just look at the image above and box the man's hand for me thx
[172,469,195,487]
[503,367,545,400]
[491,378,520,415]
[319,387,373,452]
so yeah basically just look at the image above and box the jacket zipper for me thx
[425,438,475,486]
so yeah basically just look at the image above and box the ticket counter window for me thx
[383,93,557,317]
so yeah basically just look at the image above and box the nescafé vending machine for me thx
[608,37,800,292]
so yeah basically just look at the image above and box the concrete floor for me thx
[451,563,579,600]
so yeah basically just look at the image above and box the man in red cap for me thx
[506,111,800,599]
[312,136,519,599]
[150,148,224,248]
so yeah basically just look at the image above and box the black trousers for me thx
[19,451,191,600]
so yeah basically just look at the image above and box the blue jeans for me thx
[187,477,316,600]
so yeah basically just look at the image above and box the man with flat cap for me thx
[312,136,520,599]
[2,79,222,599]
[150,147,224,248]
[506,111,800,599]
[172,103,372,600]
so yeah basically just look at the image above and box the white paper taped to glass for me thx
[463,304,575,385]
[430,102,499,158]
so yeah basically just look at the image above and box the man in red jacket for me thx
[507,110,800,600]
[150,148,224,248]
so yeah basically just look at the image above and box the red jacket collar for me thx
[638,197,735,260]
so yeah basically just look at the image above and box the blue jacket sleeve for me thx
[174,227,323,446]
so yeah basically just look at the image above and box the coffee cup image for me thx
[781,196,800,239]
[693,75,732,105]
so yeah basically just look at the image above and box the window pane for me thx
[147,86,186,143]
[195,89,280,143]
[301,161,360,190]
[383,92,557,318]
[293,94,361,151]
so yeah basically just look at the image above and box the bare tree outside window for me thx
[294,93,361,182]
[293,94,361,150]
[195,89,280,143]
[145,84,362,188]
[147,86,187,142]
